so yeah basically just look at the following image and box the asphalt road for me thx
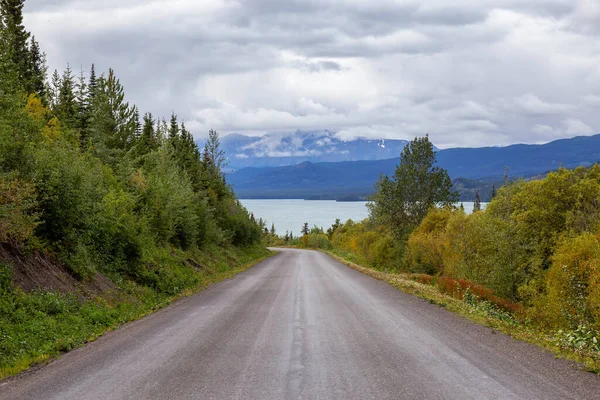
[2,248,600,399]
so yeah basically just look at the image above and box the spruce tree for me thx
[0,0,30,86]
[302,222,309,236]
[28,36,47,98]
[132,106,141,138]
[473,190,481,212]
[168,112,180,151]
[88,63,97,100]
[491,184,496,200]
[88,68,136,162]
[57,64,77,128]
[138,112,158,154]
[270,223,276,236]
[49,69,60,111]
[75,67,90,144]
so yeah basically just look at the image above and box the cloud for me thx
[23,0,600,148]
[512,94,574,116]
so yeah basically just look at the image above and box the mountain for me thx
[226,134,600,200]
[215,131,411,170]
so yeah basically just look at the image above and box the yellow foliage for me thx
[43,117,62,140]
[25,94,49,123]
[547,233,600,329]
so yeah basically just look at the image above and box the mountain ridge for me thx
[226,134,600,200]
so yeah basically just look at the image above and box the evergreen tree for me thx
[132,106,141,138]
[75,67,90,140]
[491,184,497,200]
[57,64,77,128]
[270,223,276,236]
[28,36,46,98]
[205,129,227,172]
[49,69,60,111]
[473,190,481,212]
[88,63,97,100]
[137,112,158,155]
[0,0,30,86]
[89,68,136,163]
[167,113,180,155]
[302,222,309,236]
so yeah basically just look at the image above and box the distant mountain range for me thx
[216,131,412,170]
[226,134,600,201]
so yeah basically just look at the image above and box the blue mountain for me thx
[226,134,600,200]
[218,131,411,170]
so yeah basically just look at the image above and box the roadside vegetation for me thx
[0,0,269,378]
[290,135,600,371]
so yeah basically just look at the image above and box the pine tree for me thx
[270,223,276,236]
[491,184,496,200]
[473,190,481,212]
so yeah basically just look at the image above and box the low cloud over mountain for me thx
[217,131,410,169]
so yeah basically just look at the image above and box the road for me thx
[1,248,600,399]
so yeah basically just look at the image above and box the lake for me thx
[240,199,486,235]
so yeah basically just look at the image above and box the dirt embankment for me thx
[0,243,115,298]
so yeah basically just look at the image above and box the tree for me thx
[368,135,458,238]
[270,223,276,236]
[56,64,77,128]
[327,218,341,239]
[27,36,47,99]
[491,184,496,200]
[49,69,60,111]
[168,112,179,141]
[205,129,227,172]
[473,190,481,212]
[301,222,309,236]
[88,68,136,163]
[135,112,158,155]
[88,63,97,100]
[75,67,90,141]
[0,0,29,86]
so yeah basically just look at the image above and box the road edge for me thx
[322,249,600,374]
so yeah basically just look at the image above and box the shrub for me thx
[547,233,600,330]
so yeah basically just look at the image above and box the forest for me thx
[0,0,267,377]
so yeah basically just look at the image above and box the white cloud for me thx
[23,0,600,147]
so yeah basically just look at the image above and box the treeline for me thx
[297,135,600,345]
[0,0,263,288]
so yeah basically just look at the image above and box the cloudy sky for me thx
[24,0,600,148]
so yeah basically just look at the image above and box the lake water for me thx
[240,199,486,235]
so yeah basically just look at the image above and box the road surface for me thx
[1,248,599,399]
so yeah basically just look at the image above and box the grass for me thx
[324,249,600,374]
[0,245,273,380]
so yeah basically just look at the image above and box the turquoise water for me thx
[240,199,485,235]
